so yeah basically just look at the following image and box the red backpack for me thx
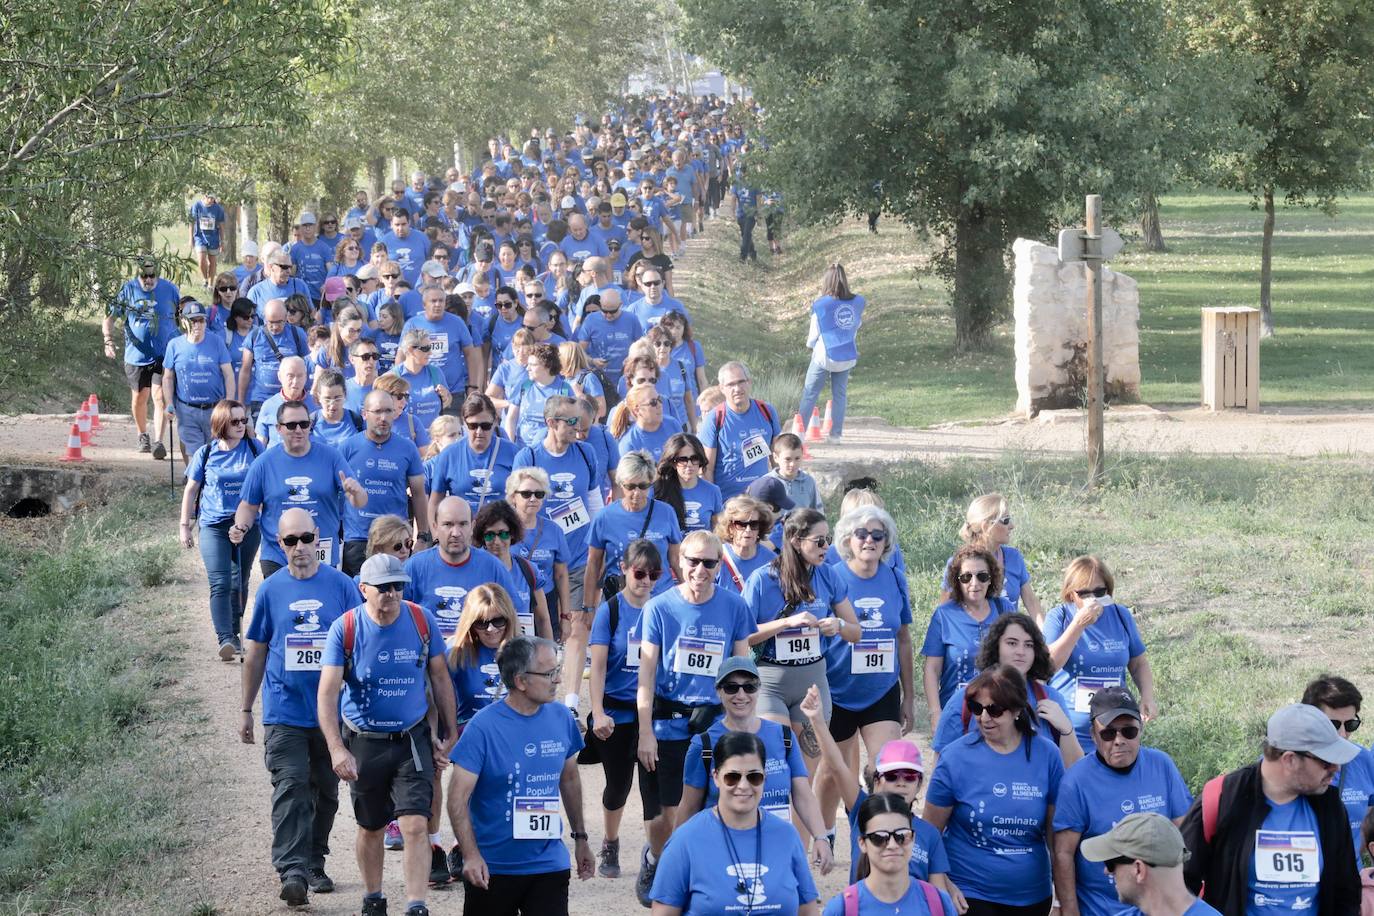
[842,878,945,916]
[340,601,430,683]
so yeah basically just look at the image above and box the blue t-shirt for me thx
[245,566,362,727]
[487,551,547,635]
[450,642,505,724]
[391,364,444,447]
[1044,601,1148,751]
[823,880,955,916]
[684,718,807,818]
[700,401,781,499]
[109,278,180,365]
[1247,796,1322,916]
[718,544,776,594]
[926,732,1065,906]
[628,294,689,329]
[513,378,575,447]
[678,479,724,534]
[825,561,912,710]
[247,277,312,311]
[642,586,754,740]
[430,438,519,514]
[574,311,644,377]
[254,392,320,446]
[243,324,310,402]
[943,545,1031,612]
[452,699,583,875]
[240,442,351,567]
[589,591,651,725]
[344,379,373,414]
[587,499,684,597]
[826,541,909,579]
[288,238,335,299]
[845,787,951,885]
[365,327,402,373]
[1054,748,1193,916]
[513,441,599,565]
[617,417,683,464]
[187,437,262,526]
[650,808,819,914]
[743,563,849,666]
[227,327,252,378]
[487,312,523,355]
[164,333,231,404]
[190,200,226,247]
[920,598,1013,709]
[309,411,362,450]
[514,516,572,586]
[557,232,609,264]
[1333,748,1374,868]
[322,603,445,731]
[337,432,424,540]
[402,547,519,641]
[932,679,1070,753]
[380,230,431,287]
[403,313,475,390]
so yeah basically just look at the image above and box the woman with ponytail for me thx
[798,262,865,443]
[823,793,957,916]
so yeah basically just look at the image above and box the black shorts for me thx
[640,737,690,811]
[344,722,434,830]
[463,869,571,916]
[828,681,902,743]
[124,359,164,391]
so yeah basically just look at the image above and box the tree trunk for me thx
[267,159,292,244]
[1259,184,1276,337]
[223,205,239,264]
[1140,191,1166,252]
[367,157,386,201]
[951,204,1010,352]
[242,185,259,248]
[321,159,354,217]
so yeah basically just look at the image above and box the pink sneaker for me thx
[383,820,403,850]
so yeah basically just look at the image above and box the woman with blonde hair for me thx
[615,384,682,463]
[713,495,777,594]
[797,261,865,443]
[363,514,415,565]
[421,414,462,488]
[558,340,606,420]
[940,492,1041,620]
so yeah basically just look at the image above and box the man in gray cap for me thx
[317,553,457,916]
[1081,812,1219,916]
[1179,703,1361,916]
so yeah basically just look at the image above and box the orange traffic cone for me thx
[59,422,87,462]
[801,436,813,461]
[76,406,93,446]
[822,400,834,437]
[805,407,823,442]
[792,413,805,436]
[87,394,102,431]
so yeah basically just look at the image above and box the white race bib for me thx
[198,216,216,231]
[1073,675,1122,714]
[672,637,725,677]
[1254,831,1319,884]
[851,639,896,674]
[285,633,327,672]
[551,498,589,534]
[775,626,820,663]
[764,804,792,824]
[518,612,535,636]
[626,639,642,669]
[741,434,768,466]
[430,333,449,357]
[314,537,333,566]
[512,797,561,840]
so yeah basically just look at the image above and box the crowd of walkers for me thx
[100,92,1374,916]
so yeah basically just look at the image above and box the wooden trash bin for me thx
[1201,307,1260,411]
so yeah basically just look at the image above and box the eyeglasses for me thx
[476,617,509,631]
[524,666,562,681]
[862,828,915,848]
[1099,725,1141,741]
[371,582,405,594]
[269,262,292,269]
[997,515,1013,525]
[228,417,248,427]
[853,528,887,542]
[730,519,765,533]
[879,769,922,784]
[968,699,1011,718]
[521,323,542,331]
[278,419,312,431]
[673,454,704,466]
[719,680,759,695]
[1075,586,1110,598]
[280,532,318,547]
[355,352,380,362]
[496,300,516,309]
[1332,717,1362,734]
[482,530,513,543]
[414,345,432,353]
[514,489,546,500]
[551,416,581,427]
[958,571,992,584]
[683,556,720,570]
[466,421,495,432]
[719,770,765,788]
[526,291,544,299]
[627,567,658,581]
[622,482,650,491]
[216,285,236,292]
[640,397,662,408]
[798,535,832,548]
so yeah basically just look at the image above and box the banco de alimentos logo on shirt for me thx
[285,476,313,502]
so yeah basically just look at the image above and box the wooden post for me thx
[1085,194,1105,486]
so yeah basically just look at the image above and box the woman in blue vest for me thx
[798,262,866,443]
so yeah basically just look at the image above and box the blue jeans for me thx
[199,517,261,645]
[798,359,851,438]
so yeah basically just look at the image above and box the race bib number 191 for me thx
[851,639,895,674]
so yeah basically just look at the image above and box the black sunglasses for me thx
[280,532,317,547]
[514,489,547,500]
[371,582,404,594]
[1099,725,1141,741]
[1333,717,1362,734]
[476,617,508,631]
[719,680,759,695]
[958,571,991,584]
[683,556,719,570]
[1075,586,1110,598]
[216,285,236,292]
[968,699,1010,718]
[278,419,312,431]
[356,352,380,361]
[730,519,765,533]
[627,567,659,581]
[622,482,650,491]
[466,421,495,431]
[672,455,705,467]
[862,828,915,848]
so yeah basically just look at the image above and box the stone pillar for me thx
[1013,238,1141,418]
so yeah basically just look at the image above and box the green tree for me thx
[1187,0,1374,336]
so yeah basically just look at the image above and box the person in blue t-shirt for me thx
[189,192,226,287]
[402,285,479,395]
[649,730,822,914]
[923,665,1065,916]
[823,793,957,916]
[317,553,457,916]
[389,328,452,449]
[238,297,311,420]
[161,301,233,458]
[337,391,428,577]
[1300,674,1374,865]
[404,496,520,644]
[449,635,596,911]
[1054,687,1192,916]
[1043,555,1157,752]
[472,500,553,639]
[700,361,781,499]
[247,252,313,310]
[231,400,367,576]
[379,210,431,287]
[103,257,181,456]
[798,262,866,443]
[506,343,574,447]
[288,212,336,302]
[584,451,684,607]
[715,495,777,594]
[239,507,363,907]
[653,433,723,537]
[634,530,754,903]
[1079,813,1222,916]
[617,386,684,463]
[446,583,515,728]
[921,543,1013,724]
[254,357,318,447]
[180,399,263,657]
[428,393,519,518]
[939,493,1044,620]
[575,288,644,380]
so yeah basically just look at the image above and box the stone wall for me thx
[1012,238,1141,418]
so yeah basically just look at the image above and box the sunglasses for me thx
[862,828,915,848]
[216,285,236,292]
[371,582,405,594]
[622,482,650,491]
[958,571,992,584]
[683,556,720,570]
[551,416,581,427]
[627,567,659,581]
[997,515,1013,525]
[476,617,509,631]
[673,454,704,466]
[1099,725,1141,741]
[140,272,158,279]
[382,273,400,280]
[496,300,516,309]
[228,417,248,427]
[719,770,765,788]
[1333,717,1362,734]
[642,280,662,287]
[1075,586,1110,598]
[853,528,887,542]
[640,397,663,408]
[482,530,513,543]
[466,421,495,432]
[514,489,547,500]
[798,535,832,548]
[521,323,542,331]
[278,419,312,431]
[730,519,765,533]
[1103,856,1143,871]
[968,699,1010,718]
[527,291,544,299]
[280,532,318,547]
[719,680,759,695]
[879,769,922,784]
[413,345,433,353]
[356,352,380,362]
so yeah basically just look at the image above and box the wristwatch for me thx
[569,831,589,842]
